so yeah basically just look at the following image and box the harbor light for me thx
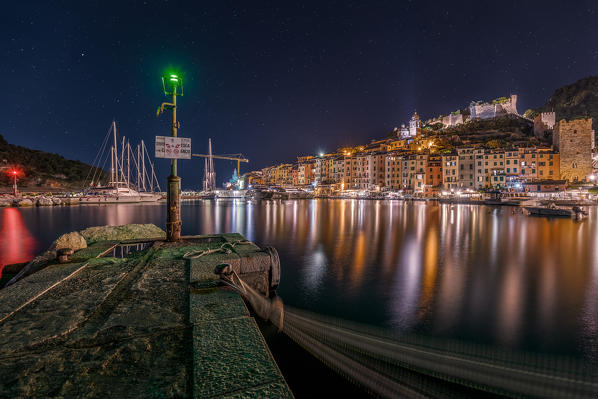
[161,72,184,96]
[8,168,20,197]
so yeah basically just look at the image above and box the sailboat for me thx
[80,121,162,204]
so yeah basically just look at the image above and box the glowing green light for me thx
[161,69,184,96]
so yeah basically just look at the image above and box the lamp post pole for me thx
[166,87,181,241]
[12,172,18,197]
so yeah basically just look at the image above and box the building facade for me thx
[553,118,593,181]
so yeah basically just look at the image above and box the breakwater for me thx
[0,224,292,398]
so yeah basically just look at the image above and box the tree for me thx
[486,139,503,149]
[523,109,538,119]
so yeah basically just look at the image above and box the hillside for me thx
[0,134,106,190]
[535,76,598,123]
[428,114,537,152]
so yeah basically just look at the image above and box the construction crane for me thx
[192,138,249,191]
[192,153,249,174]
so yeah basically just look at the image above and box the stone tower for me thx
[409,112,421,137]
[533,112,556,140]
[553,118,593,182]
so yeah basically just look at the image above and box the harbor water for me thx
[1,199,598,361]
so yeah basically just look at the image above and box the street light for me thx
[157,70,183,241]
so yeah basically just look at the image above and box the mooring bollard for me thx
[57,248,74,263]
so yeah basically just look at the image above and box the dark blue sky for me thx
[1,1,597,188]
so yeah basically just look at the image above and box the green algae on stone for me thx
[193,317,287,398]
[189,289,248,323]
[79,224,166,245]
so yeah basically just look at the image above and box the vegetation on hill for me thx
[431,115,538,149]
[535,76,598,124]
[0,134,106,189]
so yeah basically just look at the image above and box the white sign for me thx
[155,136,191,159]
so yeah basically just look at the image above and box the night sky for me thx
[2,1,598,188]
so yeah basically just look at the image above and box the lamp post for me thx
[11,170,18,197]
[157,72,183,241]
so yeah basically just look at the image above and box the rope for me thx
[215,269,598,399]
[182,239,258,259]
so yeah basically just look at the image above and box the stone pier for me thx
[0,224,292,398]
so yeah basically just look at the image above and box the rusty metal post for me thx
[166,91,181,241]
[166,174,181,241]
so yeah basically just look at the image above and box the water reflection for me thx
[0,208,37,276]
[9,199,598,359]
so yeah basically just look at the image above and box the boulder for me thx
[79,224,166,244]
[37,197,53,206]
[51,197,62,205]
[55,232,87,251]
[16,199,34,207]
[0,199,12,207]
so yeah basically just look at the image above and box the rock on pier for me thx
[0,224,292,398]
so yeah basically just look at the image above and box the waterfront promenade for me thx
[0,224,291,398]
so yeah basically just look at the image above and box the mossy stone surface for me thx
[190,289,248,323]
[193,317,288,398]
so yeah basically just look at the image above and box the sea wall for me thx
[0,226,291,398]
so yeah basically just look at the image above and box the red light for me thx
[12,171,17,175]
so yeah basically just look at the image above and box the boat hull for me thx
[524,207,573,217]
[79,194,162,204]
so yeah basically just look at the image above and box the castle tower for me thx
[533,112,556,140]
[409,112,421,137]
[553,118,593,181]
[509,94,518,115]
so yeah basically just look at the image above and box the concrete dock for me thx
[0,224,293,398]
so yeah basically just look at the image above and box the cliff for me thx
[535,76,598,123]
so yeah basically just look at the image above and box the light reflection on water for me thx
[2,199,598,359]
[0,208,37,276]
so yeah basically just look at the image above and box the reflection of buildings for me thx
[186,199,598,353]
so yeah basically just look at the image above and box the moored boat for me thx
[80,121,162,204]
[524,203,587,218]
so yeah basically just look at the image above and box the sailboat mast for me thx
[209,138,216,190]
[120,136,126,183]
[110,146,114,184]
[137,144,141,190]
[113,121,118,185]
[141,140,146,191]
[127,141,130,187]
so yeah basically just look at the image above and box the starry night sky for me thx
[2,1,597,188]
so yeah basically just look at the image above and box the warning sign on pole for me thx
[155,136,191,159]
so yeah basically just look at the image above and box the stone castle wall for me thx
[553,118,593,181]
[442,113,463,127]
[470,94,518,120]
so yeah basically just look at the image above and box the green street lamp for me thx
[157,71,184,241]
